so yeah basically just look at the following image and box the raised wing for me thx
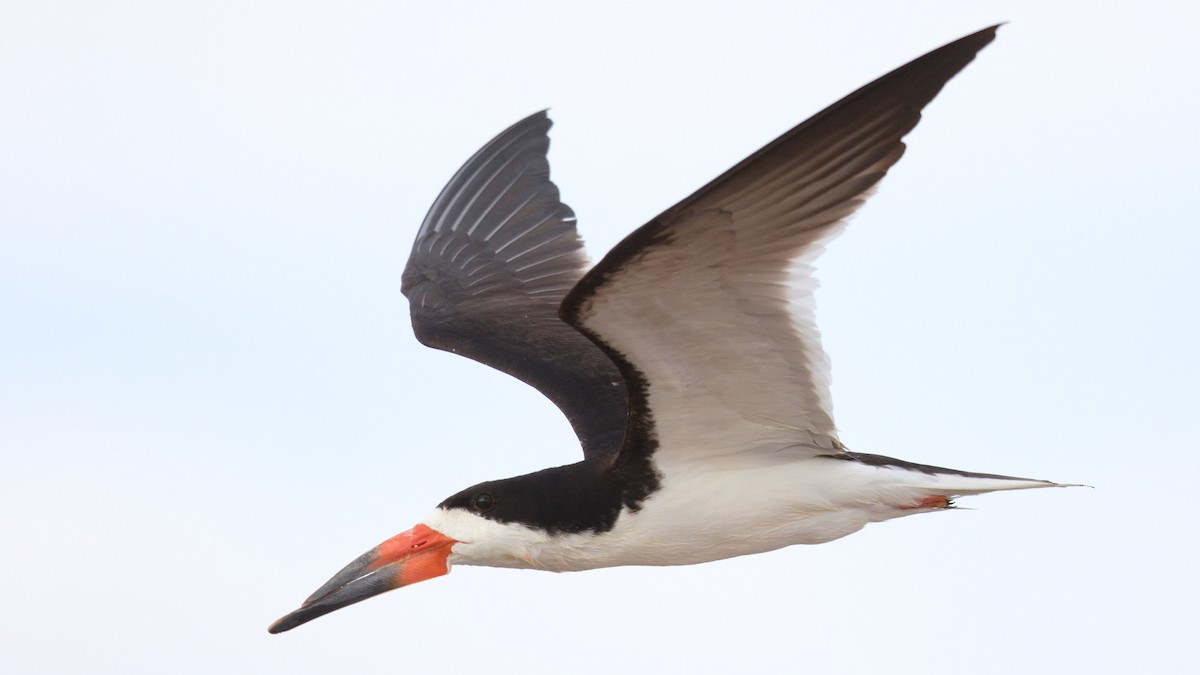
[402,112,628,459]
[562,27,998,464]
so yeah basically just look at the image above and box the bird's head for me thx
[268,464,618,633]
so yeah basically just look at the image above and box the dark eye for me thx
[472,493,494,512]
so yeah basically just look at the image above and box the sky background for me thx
[2,1,1197,673]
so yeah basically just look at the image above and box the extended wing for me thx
[563,27,999,464]
[402,112,628,460]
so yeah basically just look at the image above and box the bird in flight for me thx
[270,25,1070,634]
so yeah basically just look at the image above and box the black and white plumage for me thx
[269,25,1070,634]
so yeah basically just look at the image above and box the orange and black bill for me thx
[268,524,456,633]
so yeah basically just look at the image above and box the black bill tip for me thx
[268,565,399,633]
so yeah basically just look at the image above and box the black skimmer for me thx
[270,25,1071,634]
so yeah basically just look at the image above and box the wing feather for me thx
[403,112,628,459]
[563,27,999,464]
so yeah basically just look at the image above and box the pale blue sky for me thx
[2,1,1197,673]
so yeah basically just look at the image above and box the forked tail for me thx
[844,451,1080,499]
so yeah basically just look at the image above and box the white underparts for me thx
[426,456,1059,573]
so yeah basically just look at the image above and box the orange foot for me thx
[901,495,953,510]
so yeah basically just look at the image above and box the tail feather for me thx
[842,451,1078,497]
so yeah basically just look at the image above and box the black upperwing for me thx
[402,112,628,460]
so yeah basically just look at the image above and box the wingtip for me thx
[527,108,553,128]
[954,24,1001,50]
[933,24,1002,55]
[974,23,1003,37]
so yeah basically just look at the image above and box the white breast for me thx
[431,455,1044,573]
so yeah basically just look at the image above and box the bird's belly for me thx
[528,456,914,572]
